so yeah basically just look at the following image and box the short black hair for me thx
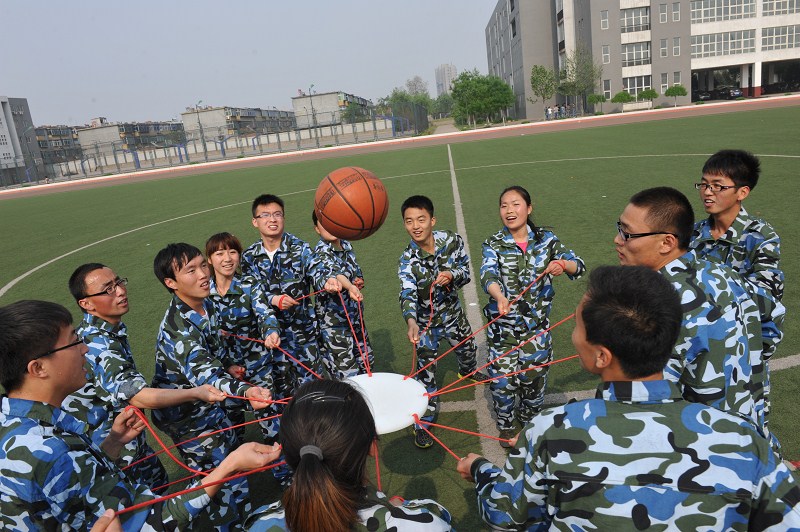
[0,300,74,392]
[311,208,318,226]
[68,263,106,301]
[153,243,203,293]
[702,149,760,190]
[252,194,285,217]
[629,187,694,250]
[401,195,434,218]
[581,266,681,378]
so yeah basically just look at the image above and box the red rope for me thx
[219,330,323,380]
[414,419,514,444]
[125,406,209,476]
[339,291,371,377]
[407,272,548,380]
[429,354,580,397]
[413,415,461,461]
[114,460,287,517]
[356,299,372,375]
[436,312,575,395]
[152,472,201,493]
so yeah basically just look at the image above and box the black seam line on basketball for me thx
[355,167,377,228]
[317,211,367,232]
[326,171,366,230]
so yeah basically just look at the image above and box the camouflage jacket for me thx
[209,275,279,369]
[241,233,316,334]
[661,252,764,426]
[245,484,452,531]
[61,314,148,466]
[0,397,209,531]
[691,208,785,355]
[470,380,800,531]
[480,226,585,331]
[398,229,471,329]
[310,237,364,326]
[151,295,249,435]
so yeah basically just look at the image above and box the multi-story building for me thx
[487,0,800,118]
[76,117,185,155]
[179,105,295,142]
[435,64,459,95]
[35,125,83,168]
[291,91,372,129]
[0,96,45,186]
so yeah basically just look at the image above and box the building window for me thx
[674,71,682,84]
[621,7,650,32]
[601,10,609,29]
[691,29,756,57]
[511,17,517,37]
[661,38,669,56]
[603,79,612,99]
[763,0,799,15]
[509,0,515,11]
[661,73,670,93]
[690,0,756,23]
[621,41,651,67]
[660,3,669,22]
[672,2,681,20]
[602,45,611,63]
[673,36,681,55]
[623,75,653,98]
[762,24,800,49]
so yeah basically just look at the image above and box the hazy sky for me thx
[1,1,494,126]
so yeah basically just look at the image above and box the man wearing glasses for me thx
[62,263,227,491]
[614,187,772,447]
[690,150,785,450]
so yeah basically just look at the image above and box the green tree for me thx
[451,70,515,127]
[664,84,688,107]
[611,90,634,112]
[587,93,607,113]
[432,92,454,118]
[528,65,557,116]
[557,44,603,115]
[638,88,659,109]
[341,104,368,124]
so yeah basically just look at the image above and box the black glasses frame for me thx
[694,182,740,193]
[33,336,84,360]
[616,221,676,241]
[84,277,128,298]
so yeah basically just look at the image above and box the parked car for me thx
[712,86,743,99]
[692,90,712,101]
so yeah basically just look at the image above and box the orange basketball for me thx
[314,167,389,240]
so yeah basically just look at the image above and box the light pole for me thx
[309,84,319,148]
[195,100,208,162]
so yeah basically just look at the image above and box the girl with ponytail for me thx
[246,379,452,531]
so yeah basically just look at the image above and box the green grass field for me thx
[1,106,798,529]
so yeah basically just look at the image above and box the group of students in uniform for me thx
[0,148,798,530]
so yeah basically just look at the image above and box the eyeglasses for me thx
[84,277,128,298]
[694,183,739,193]
[254,212,284,220]
[33,333,85,359]
[616,221,676,242]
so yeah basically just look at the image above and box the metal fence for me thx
[1,105,430,188]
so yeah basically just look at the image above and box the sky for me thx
[1,1,495,126]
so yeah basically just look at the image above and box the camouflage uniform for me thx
[691,207,785,447]
[480,226,584,430]
[245,485,452,531]
[310,237,374,379]
[242,233,322,397]
[209,275,280,441]
[469,380,800,531]
[151,295,251,531]
[0,396,212,531]
[61,313,168,491]
[660,252,771,446]
[399,229,478,428]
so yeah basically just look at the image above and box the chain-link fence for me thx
[6,105,430,187]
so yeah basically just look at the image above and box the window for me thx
[672,2,681,20]
[511,17,517,37]
[762,24,800,49]
[763,0,799,15]
[690,0,756,23]
[661,38,668,56]
[691,29,756,57]
[623,75,653,98]
[601,10,609,29]
[621,7,650,32]
[661,73,670,93]
[673,36,681,55]
[603,79,612,99]
[660,3,669,22]
[509,0,515,11]
[621,42,651,66]
[602,45,611,64]
[674,71,682,84]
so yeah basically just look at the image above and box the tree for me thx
[587,93,607,114]
[557,44,603,115]
[405,75,429,96]
[528,65,557,116]
[638,88,659,109]
[611,91,634,112]
[451,70,515,126]
[664,84,688,107]
[432,92,454,118]
[341,103,368,124]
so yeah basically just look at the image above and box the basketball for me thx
[314,167,389,240]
